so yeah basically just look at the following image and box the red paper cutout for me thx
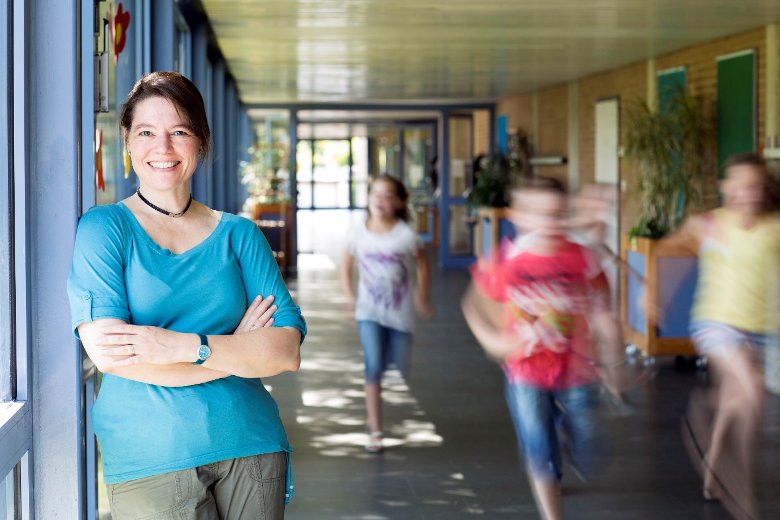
[96,129,105,192]
[112,3,131,64]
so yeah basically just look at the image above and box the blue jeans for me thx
[504,381,604,481]
[358,320,412,384]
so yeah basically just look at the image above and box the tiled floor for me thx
[271,259,780,519]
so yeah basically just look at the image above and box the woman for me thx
[67,71,306,520]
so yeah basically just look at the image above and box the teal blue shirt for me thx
[67,203,306,499]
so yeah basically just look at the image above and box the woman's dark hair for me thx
[120,71,211,159]
[369,173,411,222]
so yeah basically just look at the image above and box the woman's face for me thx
[126,96,201,192]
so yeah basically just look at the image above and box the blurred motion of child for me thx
[659,153,780,520]
[340,174,434,454]
[462,177,623,520]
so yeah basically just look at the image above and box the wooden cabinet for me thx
[620,236,697,357]
[253,203,294,276]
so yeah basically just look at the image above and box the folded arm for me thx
[78,294,295,386]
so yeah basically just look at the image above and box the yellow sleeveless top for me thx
[692,209,780,333]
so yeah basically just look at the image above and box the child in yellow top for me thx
[659,152,780,520]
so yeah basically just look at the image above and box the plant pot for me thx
[621,235,698,357]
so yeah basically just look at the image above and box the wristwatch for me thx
[194,333,211,365]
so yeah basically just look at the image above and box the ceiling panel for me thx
[201,0,780,104]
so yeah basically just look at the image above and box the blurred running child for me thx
[340,173,434,453]
[660,153,780,520]
[462,177,623,520]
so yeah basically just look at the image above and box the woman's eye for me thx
[138,130,152,137]
[172,130,189,136]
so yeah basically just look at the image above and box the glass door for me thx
[439,113,475,267]
[400,123,436,243]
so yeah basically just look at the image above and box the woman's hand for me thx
[234,294,277,334]
[92,295,279,369]
[92,324,196,367]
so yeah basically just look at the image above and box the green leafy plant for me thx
[467,131,532,208]
[240,140,290,209]
[625,87,716,238]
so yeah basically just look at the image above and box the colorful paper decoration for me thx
[112,3,131,65]
[123,140,131,179]
[95,129,105,191]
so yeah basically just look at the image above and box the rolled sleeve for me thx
[67,206,131,338]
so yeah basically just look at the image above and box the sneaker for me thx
[366,431,383,454]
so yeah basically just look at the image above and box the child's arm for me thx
[461,283,523,361]
[340,249,357,311]
[414,246,434,319]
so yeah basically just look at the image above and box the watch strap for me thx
[194,333,209,365]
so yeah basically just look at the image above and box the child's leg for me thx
[702,347,763,510]
[504,380,563,520]
[686,323,764,519]
[358,321,388,435]
[387,327,413,382]
[555,384,604,481]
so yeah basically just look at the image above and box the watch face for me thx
[198,344,211,361]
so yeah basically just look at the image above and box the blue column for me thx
[225,81,238,213]
[438,110,450,266]
[191,19,209,203]
[288,110,298,273]
[30,0,83,515]
[151,0,174,71]
[211,60,226,211]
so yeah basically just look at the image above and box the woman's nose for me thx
[152,133,173,151]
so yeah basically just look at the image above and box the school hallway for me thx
[268,256,780,520]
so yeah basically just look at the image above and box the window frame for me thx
[0,0,33,517]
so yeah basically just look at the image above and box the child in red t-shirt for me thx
[463,177,623,520]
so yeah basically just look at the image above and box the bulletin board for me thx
[717,50,756,170]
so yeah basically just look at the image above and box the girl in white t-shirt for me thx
[340,174,434,453]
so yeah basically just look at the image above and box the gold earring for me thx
[123,142,131,179]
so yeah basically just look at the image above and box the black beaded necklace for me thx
[136,189,193,218]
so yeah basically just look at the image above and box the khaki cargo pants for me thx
[107,452,286,520]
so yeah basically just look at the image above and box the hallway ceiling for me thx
[200,0,780,104]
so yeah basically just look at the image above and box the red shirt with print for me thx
[472,237,609,389]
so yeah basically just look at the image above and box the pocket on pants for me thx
[108,469,193,520]
[247,453,286,520]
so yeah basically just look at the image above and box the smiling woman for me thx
[67,71,307,520]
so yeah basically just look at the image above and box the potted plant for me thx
[468,131,532,257]
[240,138,293,273]
[621,87,717,357]
[240,140,291,218]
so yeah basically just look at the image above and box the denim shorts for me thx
[504,381,604,481]
[357,320,413,384]
[690,320,776,358]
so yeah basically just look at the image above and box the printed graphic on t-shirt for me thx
[506,270,588,356]
[360,252,410,310]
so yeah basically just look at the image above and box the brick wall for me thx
[497,24,779,239]
[497,93,532,132]
[656,27,767,152]
[536,85,570,186]
[577,61,647,237]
